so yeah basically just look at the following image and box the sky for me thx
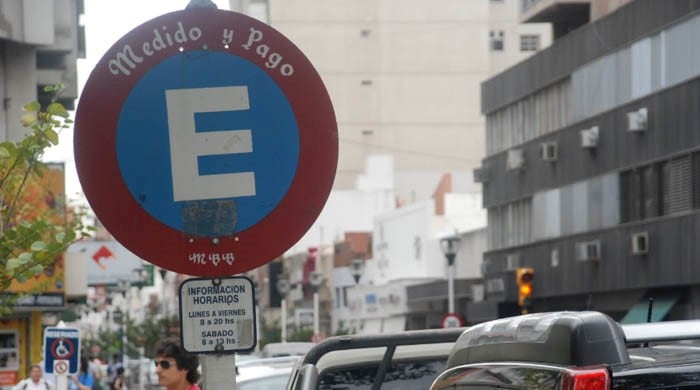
[43,0,231,204]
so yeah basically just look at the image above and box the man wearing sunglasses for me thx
[154,339,201,390]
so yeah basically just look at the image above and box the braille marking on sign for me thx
[166,86,256,202]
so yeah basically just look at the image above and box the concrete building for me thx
[230,0,553,334]
[342,189,487,332]
[477,0,700,323]
[0,0,84,142]
[232,0,551,202]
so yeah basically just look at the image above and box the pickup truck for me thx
[285,327,465,389]
[430,311,700,389]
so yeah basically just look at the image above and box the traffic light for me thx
[516,267,534,308]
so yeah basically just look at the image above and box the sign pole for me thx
[200,354,236,389]
[55,374,68,390]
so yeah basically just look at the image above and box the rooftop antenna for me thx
[644,297,654,347]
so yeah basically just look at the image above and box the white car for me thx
[237,365,295,390]
[261,342,314,358]
[236,356,299,390]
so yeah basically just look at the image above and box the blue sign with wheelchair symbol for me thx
[43,327,80,375]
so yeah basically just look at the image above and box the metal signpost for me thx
[44,327,80,390]
[74,5,337,389]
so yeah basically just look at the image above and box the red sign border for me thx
[50,337,75,360]
[441,313,464,328]
[75,9,337,276]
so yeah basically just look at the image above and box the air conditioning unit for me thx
[631,232,649,255]
[627,107,648,132]
[506,149,525,170]
[473,166,489,183]
[575,240,601,262]
[540,142,557,161]
[580,126,599,148]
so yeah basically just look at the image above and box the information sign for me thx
[43,327,80,374]
[179,276,256,353]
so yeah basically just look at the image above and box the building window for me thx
[490,30,504,51]
[662,156,693,215]
[620,164,662,223]
[620,154,699,224]
[520,34,540,51]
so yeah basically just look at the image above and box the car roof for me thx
[237,356,301,369]
[262,342,315,357]
[237,364,294,382]
[315,342,455,373]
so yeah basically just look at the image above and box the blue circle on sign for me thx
[116,51,299,236]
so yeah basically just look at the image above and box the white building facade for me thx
[229,0,551,333]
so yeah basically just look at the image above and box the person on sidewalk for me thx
[14,364,55,390]
[68,356,94,390]
[154,338,201,390]
[109,367,125,390]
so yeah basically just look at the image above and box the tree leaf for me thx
[17,252,32,264]
[31,241,47,251]
[0,146,9,159]
[44,129,59,145]
[47,102,69,118]
[55,232,65,243]
[6,258,19,272]
[23,101,41,112]
[27,264,43,275]
[20,113,37,127]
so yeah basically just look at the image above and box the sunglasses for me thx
[154,360,174,369]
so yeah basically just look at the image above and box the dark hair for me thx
[155,338,200,384]
[80,356,90,374]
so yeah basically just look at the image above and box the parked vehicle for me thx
[430,311,700,389]
[285,328,465,389]
[262,342,315,358]
[236,356,300,390]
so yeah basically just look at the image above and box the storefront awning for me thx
[620,293,680,324]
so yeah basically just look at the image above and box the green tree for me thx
[0,85,91,314]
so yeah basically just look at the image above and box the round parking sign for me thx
[441,313,464,329]
[75,9,337,276]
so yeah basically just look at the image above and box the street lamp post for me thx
[158,268,169,321]
[350,259,365,285]
[440,236,461,314]
[131,268,147,390]
[116,277,129,370]
[118,268,147,390]
[309,271,324,339]
[276,276,290,343]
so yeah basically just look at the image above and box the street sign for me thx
[441,313,464,329]
[74,9,337,276]
[179,276,256,354]
[43,327,80,375]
